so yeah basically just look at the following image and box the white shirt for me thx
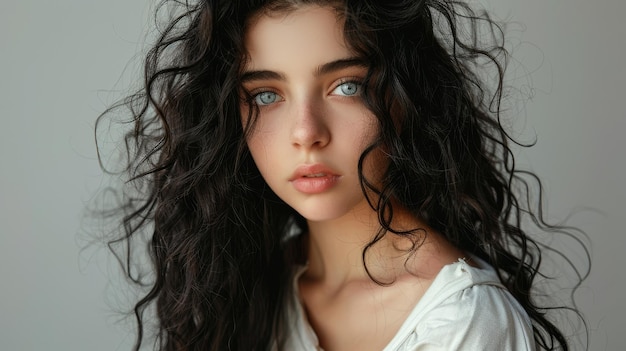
[272,257,537,350]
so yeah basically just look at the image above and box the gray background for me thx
[1,0,623,350]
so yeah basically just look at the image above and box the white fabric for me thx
[272,257,536,351]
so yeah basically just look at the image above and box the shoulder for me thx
[387,258,537,351]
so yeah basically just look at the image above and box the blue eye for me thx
[332,81,361,96]
[253,91,280,105]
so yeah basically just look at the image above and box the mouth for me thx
[302,173,327,178]
[290,164,339,181]
[290,166,341,194]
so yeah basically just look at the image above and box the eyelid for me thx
[248,87,278,96]
[247,88,284,106]
[330,77,363,96]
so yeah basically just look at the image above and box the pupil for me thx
[341,83,357,95]
[260,92,275,104]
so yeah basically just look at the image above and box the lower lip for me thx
[291,175,340,194]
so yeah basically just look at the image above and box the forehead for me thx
[243,6,350,71]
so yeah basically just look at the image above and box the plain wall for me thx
[1,0,623,350]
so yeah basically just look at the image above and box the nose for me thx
[289,98,330,149]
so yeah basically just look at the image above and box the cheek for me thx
[356,118,387,182]
[353,116,381,155]
[366,147,389,180]
[241,108,267,162]
[246,134,268,169]
[245,126,281,179]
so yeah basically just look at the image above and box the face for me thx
[241,5,383,222]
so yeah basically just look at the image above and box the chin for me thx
[291,200,373,223]
[295,209,343,223]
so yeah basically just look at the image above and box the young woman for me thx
[97,0,587,350]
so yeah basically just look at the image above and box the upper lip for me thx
[289,164,339,181]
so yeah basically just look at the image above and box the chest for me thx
[298,278,432,351]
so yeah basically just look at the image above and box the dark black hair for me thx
[96,0,589,350]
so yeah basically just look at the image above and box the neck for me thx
[302,203,434,288]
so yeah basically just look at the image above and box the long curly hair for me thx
[96,0,589,350]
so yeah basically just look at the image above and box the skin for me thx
[241,6,468,351]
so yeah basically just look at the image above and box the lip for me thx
[289,164,341,194]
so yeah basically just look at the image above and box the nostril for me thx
[290,121,330,148]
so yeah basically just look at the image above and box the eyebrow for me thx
[240,57,367,84]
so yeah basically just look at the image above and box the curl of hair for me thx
[96,0,589,350]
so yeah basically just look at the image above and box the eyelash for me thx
[250,90,281,106]
[331,79,362,97]
[246,78,364,106]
